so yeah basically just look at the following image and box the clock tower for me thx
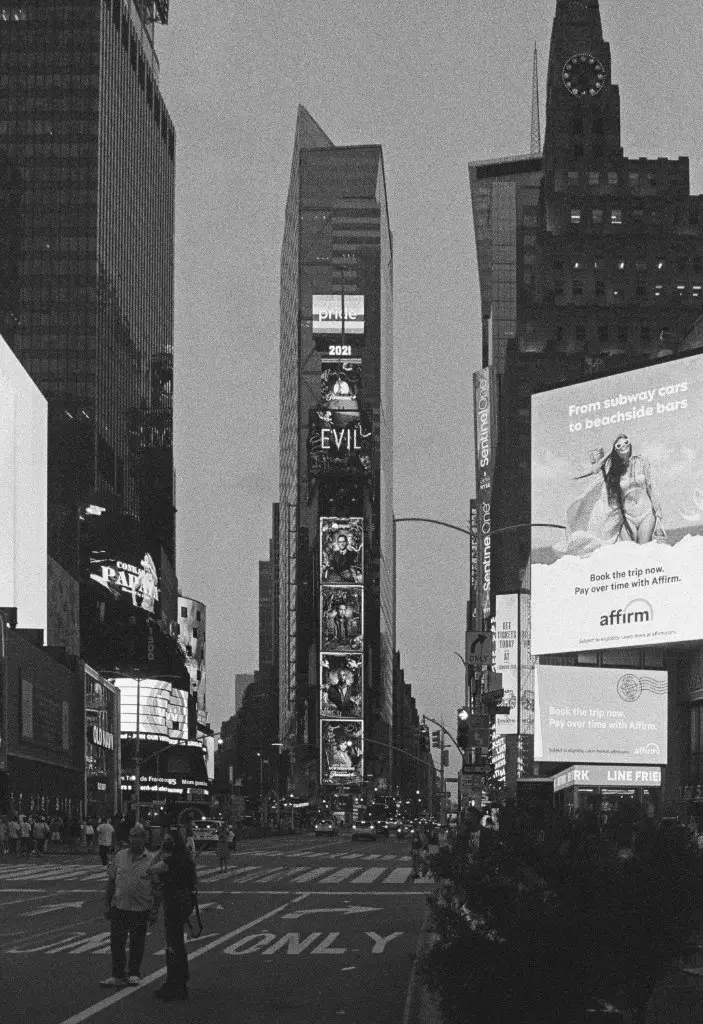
[543,0,622,183]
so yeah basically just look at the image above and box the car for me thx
[351,820,377,842]
[314,819,338,836]
[190,818,224,846]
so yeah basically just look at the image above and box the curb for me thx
[402,903,444,1024]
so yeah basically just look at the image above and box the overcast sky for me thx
[157,1,703,789]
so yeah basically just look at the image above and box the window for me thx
[192,628,198,639]
[608,171,619,186]
[611,209,622,225]
[196,610,201,621]
[588,171,600,185]
[181,606,187,617]
[570,209,581,224]
[553,259,564,272]
[617,260,625,271]
[628,172,640,187]
[636,282,647,298]
[568,170,579,185]
[592,209,603,223]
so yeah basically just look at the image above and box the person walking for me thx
[97,817,115,867]
[216,823,231,872]
[409,824,429,880]
[18,815,31,856]
[84,819,96,853]
[7,816,19,856]
[100,824,158,988]
[149,831,198,1002]
[184,824,196,861]
[32,817,49,856]
[49,815,63,850]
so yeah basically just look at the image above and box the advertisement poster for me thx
[469,499,479,631]
[308,409,373,478]
[534,664,668,765]
[312,294,364,335]
[320,654,363,719]
[494,595,518,736]
[321,362,362,408]
[113,677,188,741]
[89,549,160,617]
[320,720,364,784]
[532,352,703,653]
[473,367,498,625]
[320,518,364,584]
[320,587,363,652]
[519,593,536,735]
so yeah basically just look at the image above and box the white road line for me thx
[383,868,411,884]
[315,867,361,884]
[56,894,308,1024]
[290,866,339,883]
[350,868,386,885]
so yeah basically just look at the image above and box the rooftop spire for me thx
[530,44,541,156]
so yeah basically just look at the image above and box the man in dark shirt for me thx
[149,831,198,1002]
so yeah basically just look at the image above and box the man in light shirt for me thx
[100,824,158,987]
[96,817,114,866]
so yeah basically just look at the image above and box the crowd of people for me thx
[0,811,138,858]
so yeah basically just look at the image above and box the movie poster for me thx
[320,720,364,784]
[320,517,363,584]
[307,409,373,478]
[531,352,703,653]
[321,362,362,408]
[320,587,363,652]
[320,654,363,719]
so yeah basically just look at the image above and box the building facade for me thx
[279,107,395,802]
[470,0,703,806]
[0,0,175,584]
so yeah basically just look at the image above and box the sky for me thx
[156,0,703,793]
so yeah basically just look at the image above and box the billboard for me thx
[320,654,363,719]
[532,352,703,653]
[553,764,662,792]
[320,720,364,785]
[113,677,188,741]
[320,517,363,584]
[320,587,363,652]
[494,595,518,736]
[89,549,160,617]
[534,664,667,765]
[308,408,373,478]
[473,367,498,626]
[321,362,362,409]
[519,593,536,735]
[312,294,364,335]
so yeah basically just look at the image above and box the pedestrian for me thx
[410,823,429,880]
[49,815,63,850]
[18,815,31,856]
[7,816,19,856]
[97,817,115,866]
[32,816,49,856]
[114,814,130,848]
[84,818,96,853]
[148,831,198,1002]
[100,823,158,988]
[216,823,230,872]
[184,824,196,861]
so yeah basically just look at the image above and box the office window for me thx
[611,209,622,225]
[588,171,600,185]
[608,171,619,186]
[592,209,603,223]
[181,606,187,617]
[570,209,581,224]
[628,172,640,187]
[192,628,198,639]
[196,610,201,621]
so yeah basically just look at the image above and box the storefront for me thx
[553,764,662,823]
[84,666,120,819]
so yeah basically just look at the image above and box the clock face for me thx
[562,53,606,97]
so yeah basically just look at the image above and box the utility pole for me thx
[439,726,446,826]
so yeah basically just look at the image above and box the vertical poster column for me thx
[319,517,365,786]
[473,367,498,630]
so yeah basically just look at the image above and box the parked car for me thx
[313,819,338,836]
[351,820,377,842]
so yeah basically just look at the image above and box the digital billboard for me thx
[320,518,363,584]
[473,367,498,626]
[320,587,363,652]
[320,654,363,719]
[312,294,364,335]
[89,549,161,617]
[532,352,703,653]
[308,408,373,478]
[534,664,667,765]
[321,362,362,408]
[494,595,518,736]
[320,720,364,785]
[113,677,188,741]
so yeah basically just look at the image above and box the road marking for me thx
[0,893,49,906]
[261,932,323,955]
[383,868,411,884]
[367,931,403,953]
[22,900,85,917]
[56,895,308,1024]
[350,868,385,884]
[290,866,340,883]
[310,932,346,955]
[282,906,379,920]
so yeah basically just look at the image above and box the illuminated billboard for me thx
[320,587,363,652]
[321,362,362,408]
[532,352,703,653]
[320,720,364,785]
[89,550,160,617]
[320,654,363,719]
[473,367,498,626]
[312,294,364,335]
[113,677,188,741]
[534,664,667,765]
[495,595,518,736]
[320,517,363,584]
[308,408,373,478]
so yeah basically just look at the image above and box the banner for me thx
[494,595,518,735]
[320,653,363,719]
[553,764,662,792]
[320,720,364,785]
[531,352,703,653]
[474,367,498,626]
[320,518,363,584]
[469,499,479,631]
[534,664,667,765]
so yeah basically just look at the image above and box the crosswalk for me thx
[0,848,432,888]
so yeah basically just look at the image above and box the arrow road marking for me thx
[282,906,379,920]
[22,901,85,917]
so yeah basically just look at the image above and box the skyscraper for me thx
[0,0,175,581]
[279,107,395,801]
[470,0,703,803]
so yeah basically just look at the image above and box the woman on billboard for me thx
[557,434,665,555]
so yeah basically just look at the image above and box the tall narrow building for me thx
[0,1,176,587]
[279,107,395,803]
[470,0,703,805]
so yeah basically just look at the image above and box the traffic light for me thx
[432,730,441,749]
[457,707,470,749]
[419,726,430,752]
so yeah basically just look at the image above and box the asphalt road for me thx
[0,832,432,1024]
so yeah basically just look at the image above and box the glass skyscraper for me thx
[0,0,175,576]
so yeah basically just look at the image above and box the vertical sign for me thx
[21,675,33,740]
[468,499,479,632]
[473,367,498,627]
[519,593,536,736]
[494,595,518,736]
